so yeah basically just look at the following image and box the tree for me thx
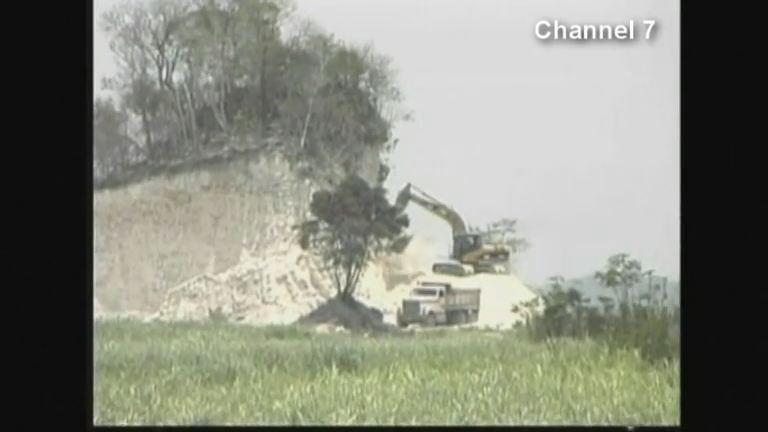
[93,97,137,180]
[278,20,335,152]
[296,175,411,301]
[537,275,588,337]
[594,253,643,315]
[101,0,193,156]
[98,0,405,185]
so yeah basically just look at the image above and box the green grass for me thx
[93,320,679,425]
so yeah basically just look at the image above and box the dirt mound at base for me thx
[297,296,395,333]
[145,235,541,330]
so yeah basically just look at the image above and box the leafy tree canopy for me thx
[296,175,411,300]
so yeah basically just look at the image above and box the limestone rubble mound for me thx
[139,236,540,331]
[150,237,432,327]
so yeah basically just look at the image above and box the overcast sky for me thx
[93,0,680,286]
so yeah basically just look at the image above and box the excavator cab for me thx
[453,234,481,259]
[454,234,511,273]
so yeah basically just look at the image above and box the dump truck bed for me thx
[445,288,480,311]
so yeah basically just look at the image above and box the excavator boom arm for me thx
[395,183,468,235]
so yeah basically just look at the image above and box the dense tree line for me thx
[94,0,405,186]
[521,253,680,363]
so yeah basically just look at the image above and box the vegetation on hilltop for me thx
[94,0,407,188]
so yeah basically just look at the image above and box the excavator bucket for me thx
[395,183,412,211]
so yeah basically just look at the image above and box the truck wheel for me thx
[457,311,468,325]
[425,313,437,327]
[446,311,457,325]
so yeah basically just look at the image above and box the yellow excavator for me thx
[395,183,511,276]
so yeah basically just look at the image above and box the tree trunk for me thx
[260,53,268,131]
[170,85,189,147]
[299,96,314,149]
[342,260,355,298]
[140,107,152,151]
[210,78,229,133]
[330,265,343,298]
[182,79,198,148]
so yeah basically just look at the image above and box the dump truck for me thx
[396,280,481,327]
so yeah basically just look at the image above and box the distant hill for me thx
[533,274,680,307]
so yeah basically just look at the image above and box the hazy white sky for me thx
[93,0,680,285]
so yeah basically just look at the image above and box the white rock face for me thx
[92,150,540,327]
[93,150,381,314]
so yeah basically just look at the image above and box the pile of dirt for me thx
[151,243,329,325]
[150,236,436,326]
[296,296,395,333]
[144,234,541,330]
[471,273,542,329]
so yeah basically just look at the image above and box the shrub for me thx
[524,280,679,363]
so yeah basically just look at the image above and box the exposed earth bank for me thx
[93,152,539,331]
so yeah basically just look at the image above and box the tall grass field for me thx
[93,320,679,425]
